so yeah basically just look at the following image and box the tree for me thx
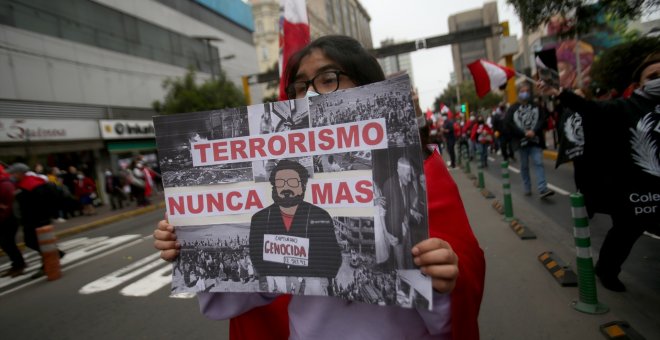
[152,68,246,114]
[590,36,660,93]
[507,0,660,36]
[433,80,503,116]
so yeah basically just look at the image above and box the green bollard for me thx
[476,147,485,189]
[570,193,609,314]
[501,161,514,222]
[464,148,471,174]
[457,143,463,167]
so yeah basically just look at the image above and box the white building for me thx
[0,0,261,195]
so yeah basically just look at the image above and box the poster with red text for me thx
[153,74,431,309]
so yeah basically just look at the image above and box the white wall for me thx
[0,0,262,108]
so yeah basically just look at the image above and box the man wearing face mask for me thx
[506,83,555,198]
[540,51,660,292]
[248,159,341,279]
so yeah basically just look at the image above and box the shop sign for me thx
[0,118,100,142]
[100,120,155,139]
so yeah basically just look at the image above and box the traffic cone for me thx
[36,225,62,281]
[501,161,514,222]
[570,193,608,314]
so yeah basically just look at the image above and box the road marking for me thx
[487,160,571,196]
[547,183,570,196]
[120,264,172,297]
[79,253,164,294]
[0,235,143,297]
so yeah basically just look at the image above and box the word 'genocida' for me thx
[191,118,388,166]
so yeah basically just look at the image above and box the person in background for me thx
[104,169,125,210]
[441,114,457,168]
[46,166,67,223]
[7,163,65,279]
[154,35,485,340]
[0,163,26,277]
[539,51,660,292]
[74,171,96,215]
[470,115,494,169]
[505,83,554,198]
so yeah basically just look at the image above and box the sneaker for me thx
[1,265,26,278]
[55,217,67,223]
[540,189,555,199]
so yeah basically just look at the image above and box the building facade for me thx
[377,38,414,83]
[250,0,373,97]
[448,1,500,84]
[0,0,261,202]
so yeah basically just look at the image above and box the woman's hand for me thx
[153,217,180,261]
[412,238,459,294]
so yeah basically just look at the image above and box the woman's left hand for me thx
[412,238,459,293]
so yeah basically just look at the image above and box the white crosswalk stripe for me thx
[119,265,173,297]
[79,253,165,294]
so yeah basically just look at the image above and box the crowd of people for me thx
[175,236,255,291]
[0,157,161,278]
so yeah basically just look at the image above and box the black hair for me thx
[284,35,385,99]
[268,159,309,188]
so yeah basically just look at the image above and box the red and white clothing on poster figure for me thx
[196,150,486,340]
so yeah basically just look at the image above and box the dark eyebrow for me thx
[295,64,343,81]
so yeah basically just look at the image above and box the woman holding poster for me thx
[154,35,485,340]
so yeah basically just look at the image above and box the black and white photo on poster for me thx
[153,74,432,309]
[309,75,420,147]
[313,151,373,173]
[154,108,252,187]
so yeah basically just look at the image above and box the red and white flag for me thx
[467,59,515,98]
[278,0,310,100]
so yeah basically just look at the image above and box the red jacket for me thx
[75,177,96,197]
[227,151,485,340]
[470,123,494,144]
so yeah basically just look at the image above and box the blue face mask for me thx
[305,90,320,98]
[519,92,530,101]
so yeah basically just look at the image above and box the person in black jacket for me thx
[505,83,555,198]
[539,51,660,292]
[249,159,341,278]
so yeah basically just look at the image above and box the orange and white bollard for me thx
[36,225,62,281]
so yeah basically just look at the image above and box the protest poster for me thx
[153,74,432,310]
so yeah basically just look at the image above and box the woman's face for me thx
[293,48,357,99]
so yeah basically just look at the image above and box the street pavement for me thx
[1,159,658,339]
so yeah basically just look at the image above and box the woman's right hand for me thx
[154,217,180,261]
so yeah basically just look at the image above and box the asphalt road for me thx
[0,210,229,340]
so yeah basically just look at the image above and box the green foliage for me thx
[433,80,503,114]
[507,0,659,35]
[590,36,660,93]
[152,68,246,114]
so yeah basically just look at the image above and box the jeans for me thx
[519,145,547,193]
[477,143,489,167]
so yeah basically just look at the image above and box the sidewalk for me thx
[449,165,657,339]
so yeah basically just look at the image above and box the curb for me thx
[1,202,165,257]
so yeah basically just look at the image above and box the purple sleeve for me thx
[197,292,280,320]
[416,291,452,336]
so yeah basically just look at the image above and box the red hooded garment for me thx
[226,150,485,340]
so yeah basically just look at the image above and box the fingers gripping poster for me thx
[153,75,432,309]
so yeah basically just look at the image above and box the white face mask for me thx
[305,90,320,98]
[642,78,660,98]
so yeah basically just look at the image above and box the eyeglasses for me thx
[274,178,301,188]
[286,70,348,99]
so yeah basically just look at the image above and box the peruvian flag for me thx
[439,103,453,120]
[467,59,515,98]
[278,0,310,100]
